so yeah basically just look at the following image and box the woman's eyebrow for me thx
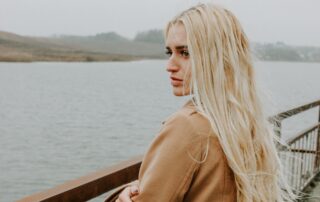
[165,45,188,50]
[175,45,188,50]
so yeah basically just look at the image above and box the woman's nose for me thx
[166,58,179,72]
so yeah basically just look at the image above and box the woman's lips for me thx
[170,76,183,86]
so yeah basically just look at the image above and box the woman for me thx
[114,3,295,202]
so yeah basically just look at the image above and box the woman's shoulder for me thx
[162,100,214,137]
[155,100,224,163]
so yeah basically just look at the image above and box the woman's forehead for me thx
[166,23,187,47]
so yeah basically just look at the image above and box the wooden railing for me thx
[17,156,142,202]
[18,100,320,202]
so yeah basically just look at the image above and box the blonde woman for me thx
[113,3,296,202]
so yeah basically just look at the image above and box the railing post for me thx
[315,106,320,171]
[276,119,282,139]
[274,118,283,150]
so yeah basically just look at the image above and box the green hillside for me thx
[0,31,164,62]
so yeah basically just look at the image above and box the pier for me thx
[17,99,320,201]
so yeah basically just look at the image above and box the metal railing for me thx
[17,99,320,202]
[285,124,320,191]
[270,100,320,192]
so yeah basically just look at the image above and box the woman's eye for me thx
[180,50,189,57]
[165,50,172,56]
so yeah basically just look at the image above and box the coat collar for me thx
[182,99,198,115]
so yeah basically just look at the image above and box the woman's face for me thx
[165,23,191,96]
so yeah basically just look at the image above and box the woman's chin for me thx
[172,88,189,96]
[173,92,184,97]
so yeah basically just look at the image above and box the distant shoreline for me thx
[0,54,149,63]
[1,56,319,63]
[0,52,167,63]
[1,30,319,63]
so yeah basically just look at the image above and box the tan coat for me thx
[132,100,237,202]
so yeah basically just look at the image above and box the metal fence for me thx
[270,100,320,192]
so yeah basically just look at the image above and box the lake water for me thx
[0,60,319,202]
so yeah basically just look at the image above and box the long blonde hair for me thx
[165,4,296,202]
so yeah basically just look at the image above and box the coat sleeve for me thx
[132,112,205,202]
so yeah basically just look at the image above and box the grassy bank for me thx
[0,52,146,62]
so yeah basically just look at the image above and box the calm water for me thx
[0,60,319,202]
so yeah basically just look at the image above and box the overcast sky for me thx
[1,0,320,46]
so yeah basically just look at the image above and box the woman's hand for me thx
[115,181,139,202]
